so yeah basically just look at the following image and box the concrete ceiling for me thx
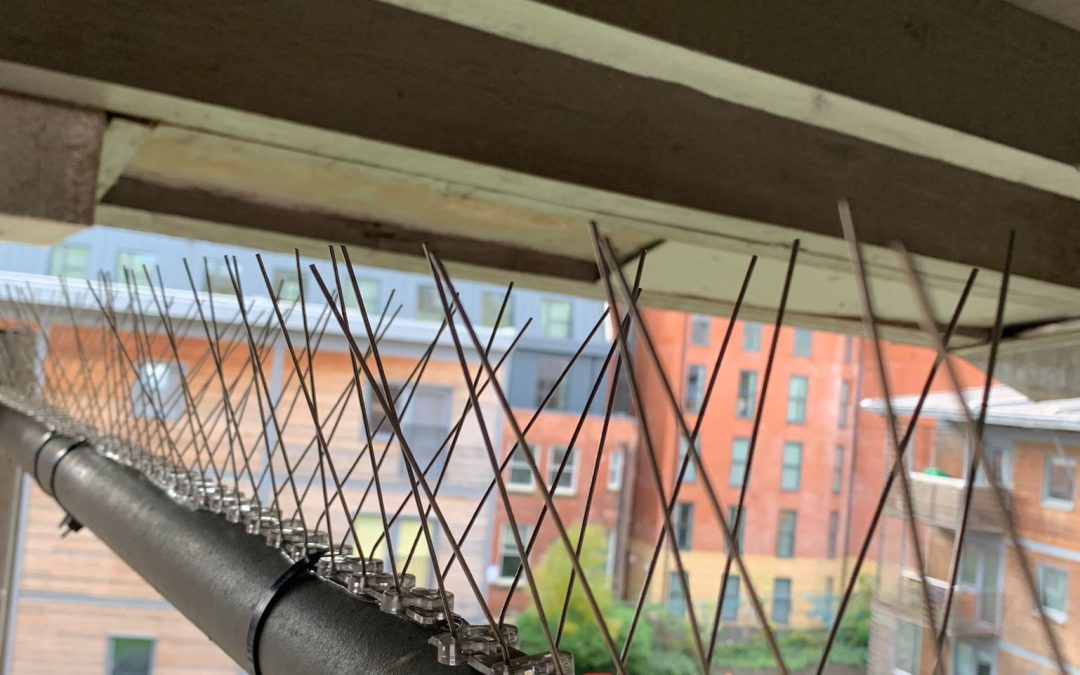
[0,0,1079,366]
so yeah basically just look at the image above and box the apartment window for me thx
[507,445,537,491]
[677,436,697,483]
[730,438,749,487]
[1039,565,1068,621]
[344,277,382,311]
[726,505,745,554]
[843,334,854,363]
[107,636,154,675]
[1043,455,1076,507]
[535,355,570,411]
[666,570,688,615]
[721,575,740,622]
[771,578,792,624]
[827,511,839,559]
[272,267,314,303]
[684,364,705,412]
[776,510,796,558]
[838,380,851,429]
[690,314,711,346]
[781,442,803,491]
[832,446,844,494]
[364,382,404,438]
[605,529,617,584]
[131,362,181,421]
[203,259,235,295]
[607,448,624,491]
[787,375,808,424]
[48,244,90,278]
[399,386,452,477]
[116,250,157,285]
[497,523,533,580]
[540,299,573,339]
[893,620,921,675]
[416,285,444,320]
[547,446,578,495]
[743,322,762,352]
[976,444,1012,488]
[823,577,836,625]
[793,328,813,357]
[674,502,694,550]
[736,370,757,419]
[481,290,512,328]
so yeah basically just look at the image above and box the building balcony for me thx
[884,472,1009,532]
[875,571,1001,638]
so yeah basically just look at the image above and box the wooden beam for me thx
[101,177,601,282]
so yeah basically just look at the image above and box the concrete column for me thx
[0,90,105,669]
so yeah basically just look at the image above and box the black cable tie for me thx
[30,429,57,490]
[247,550,327,675]
[48,438,87,499]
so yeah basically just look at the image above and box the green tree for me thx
[514,527,655,673]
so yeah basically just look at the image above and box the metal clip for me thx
[468,651,574,675]
[379,587,453,625]
[429,624,519,667]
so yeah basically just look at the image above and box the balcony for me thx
[885,472,1008,532]
[876,571,1001,638]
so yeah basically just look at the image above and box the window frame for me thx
[547,445,578,496]
[690,314,711,346]
[793,328,813,357]
[684,364,705,412]
[607,448,624,491]
[827,510,840,559]
[892,619,921,675]
[736,370,758,419]
[496,522,533,583]
[721,575,741,622]
[838,379,851,429]
[781,442,803,491]
[730,438,749,487]
[776,509,797,558]
[742,322,762,352]
[832,446,845,494]
[416,284,444,321]
[1042,455,1076,509]
[540,299,573,339]
[677,436,697,483]
[48,243,90,279]
[673,501,694,551]
[771,577,792,624]
[786,375,809,424]
[507,444,537,492]
[1038,564,1068,623]
[115,249,158,286]
[106,634,156,675]
[480,290,512,328]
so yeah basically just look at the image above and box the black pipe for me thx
[0,403,471,675]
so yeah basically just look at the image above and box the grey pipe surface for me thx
[0,403,472,674]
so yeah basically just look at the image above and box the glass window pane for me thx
[416,285,443,320]
[690,315,710,345]
[481,291,511,328]
[540,299,572,338]
[736,370,757,419]
[730,438,749,487]
[742,322,761,352]
[508,445,536,489]
[109,636,154,675]
[721,575,740,622]
[777,510,796,558]
[677,436,697,483]
[771,578,791,623]
[793,328,813,356]
[48,244,90,278]
[1044,456,1075,503]
[787,376,808,423]
[781,442,802,491]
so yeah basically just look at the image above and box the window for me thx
[893,620,921,675]
[272,267,313,303]
[507,445,536,491]
[832,446,845,494]
[822,577,836,625]
[781,442,802,491]
[673,502,694,550]
[1043,455,1076,507]
[666,570,688,615]
[416,285,443,320]
[721,575,740,622]
[364,382,405,439]
[736,370,757,419]
[540,299,572,339]
[690,315,711,346]
[131,362,181,421]
[743,322,762,352]
[771,578,792,624]
[398,386,452,477]
[838,380,851,429]
[787,375,808,424]
[976,444,1011,487]
[497,523,533,580]
[607,448,624,491]
[605,529,618,584]
[107,636,155,675]
[203,259,235,295]
[677,436,696,483]
[684,364,705,412]
[116,250,157,285]
[793,328,813,357]
[1039,565,1068,621]
[827,511,839,559]
[726,505,745,554]
[843,334,854,363]
[547,446,577,495]
[481,290,511,328]
[535,355,569,411]
[776,510,796,558]
[345,277,382,311]
[730,438,749,487]
[48,244,89,278]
